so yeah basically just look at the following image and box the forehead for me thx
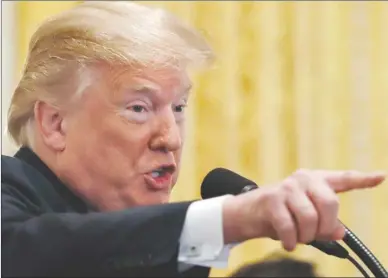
[103,64,192,94]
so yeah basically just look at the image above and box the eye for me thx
[121,102,151,124]
[174,104,187,113]
[130,105,147,113]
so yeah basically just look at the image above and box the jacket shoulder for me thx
[1,155,50,213]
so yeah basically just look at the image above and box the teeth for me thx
[151,171,161,178]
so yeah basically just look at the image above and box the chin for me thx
[143,192,170,206]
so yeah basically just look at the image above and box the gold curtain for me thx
[15,1,388,277]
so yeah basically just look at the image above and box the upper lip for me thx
[147,163,176,174]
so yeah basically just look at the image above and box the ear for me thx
[34,101,67,151]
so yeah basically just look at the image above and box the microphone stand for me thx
[241,185,388,277]
[310,226,387,277]
[342,226,388,277]
[201,173,388,277]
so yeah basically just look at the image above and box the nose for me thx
[149,110,182,152]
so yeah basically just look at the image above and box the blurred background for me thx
[1,1,388,277]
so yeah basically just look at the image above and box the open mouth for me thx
[150,165,175,178]
[144,165,176,190]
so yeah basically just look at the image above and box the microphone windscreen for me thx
[201,168,257,199]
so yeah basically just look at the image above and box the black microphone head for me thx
[201,168,258,199]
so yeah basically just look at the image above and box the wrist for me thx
[222,195,250,244]
[222,193,268,244]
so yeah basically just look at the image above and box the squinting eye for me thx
[174,104,187,113]
[130,105,147,113]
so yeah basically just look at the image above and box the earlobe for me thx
[34,101,67,151]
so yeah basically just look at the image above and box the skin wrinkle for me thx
[8,1,214,213]
[50,64,190,211]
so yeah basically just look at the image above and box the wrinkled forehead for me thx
[95,63,192,100]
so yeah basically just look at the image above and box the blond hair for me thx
[8,1,214,147]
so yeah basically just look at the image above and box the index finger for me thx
[314,170,386,193]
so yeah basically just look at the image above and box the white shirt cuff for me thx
[178,195,236,270]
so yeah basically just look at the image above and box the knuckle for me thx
[281,178,298,193]
[321,194,340,209]
[328,195,340,208]
[293,168,311,178]
[292,169,316,190]
[277,220,293,234]
[259,188,277,204]
[270,211,291,230]
[301,210,318,225]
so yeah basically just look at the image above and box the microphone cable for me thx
[310,239,370,277]
[347,255,370,278]
[309,226,388,277]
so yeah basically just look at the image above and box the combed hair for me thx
[7,1,214,147]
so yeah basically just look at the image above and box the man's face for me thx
[60,65,190,211]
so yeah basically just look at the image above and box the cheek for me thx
[172,148,183,187]
[96,115,151,159]
[66,111,151,167]
[179,120,186,143]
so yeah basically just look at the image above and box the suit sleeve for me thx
[1,183,194,277]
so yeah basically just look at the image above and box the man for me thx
[2,1,385,277]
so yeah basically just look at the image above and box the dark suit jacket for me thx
[1,147,210,277]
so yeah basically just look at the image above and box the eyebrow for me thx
[131,82,192,97]
[131,82,160,93]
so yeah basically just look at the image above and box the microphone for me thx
[201,168,388,278]
[200,167,349,259]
